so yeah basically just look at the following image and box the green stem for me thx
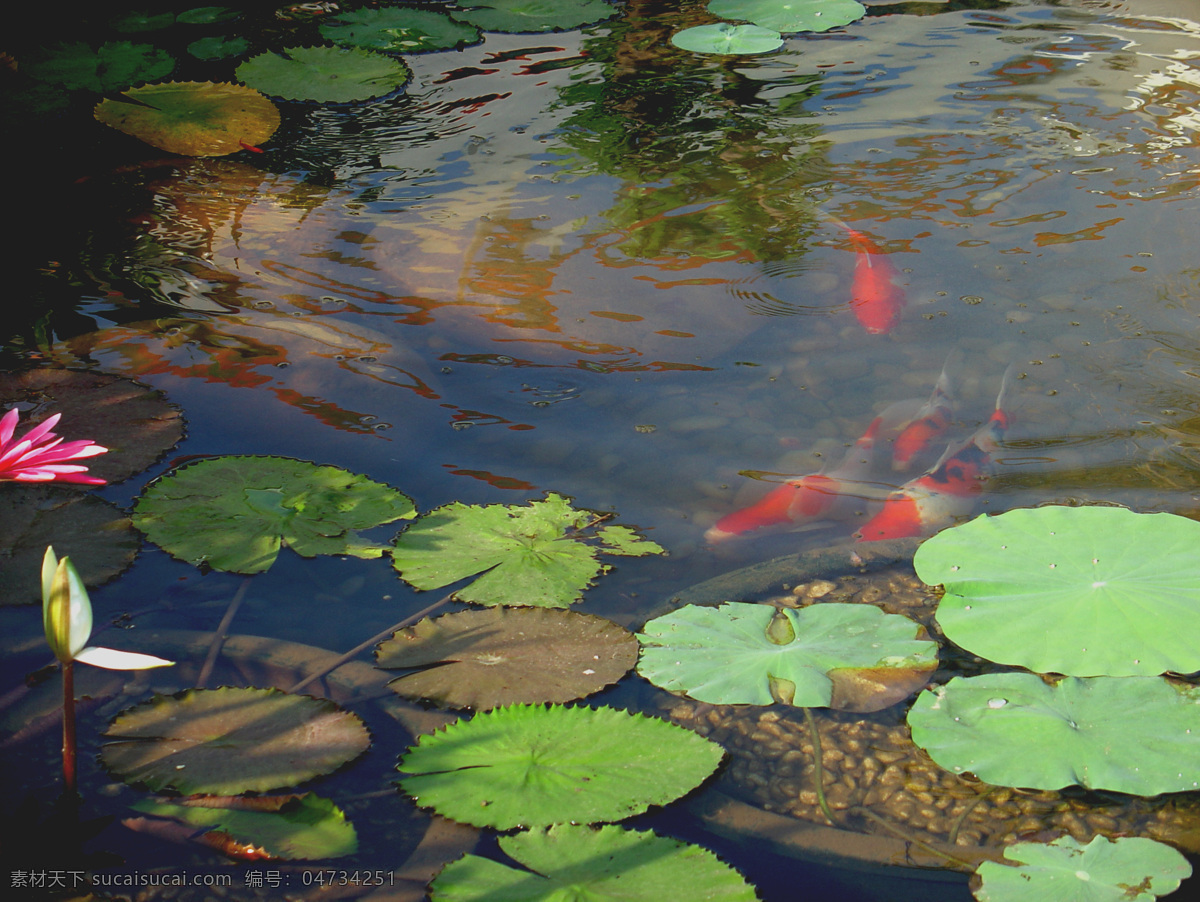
[62,659,77,799]
[948,785,994,846]
[801,707,836,826]
[849,806,978,870]
[196,577,252,689]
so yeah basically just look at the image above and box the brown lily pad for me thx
[375,606,638,710]
[101,687,371,795]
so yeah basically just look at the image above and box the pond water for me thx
[4,0,1200,899]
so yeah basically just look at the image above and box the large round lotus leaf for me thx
[915,506,1200,676]
[24,41,174,91]
[102,687,371,795]
[907,673,1200,796]
[391,493,664,608]
[0,488,139,606]
[376,607,638,710]
[671,24,783,55]
[431,824,758,902]
[449,0,618,34]
[974,835,1191,902]
[236,46,412,103]
[398,704,723,829]
[132,455,415,574]
[94,82,280,156]
[0,368,184,485]
[131,793,357,860]
[320,7,482,53]
[638,602,937,712]
[708,0,866,34]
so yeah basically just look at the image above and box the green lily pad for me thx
[449,0,618,34]
[132,455,415,574]
[188,35,252,61]
[915,506,1200,676]
[176,6,241,25]
[431,824,758,901]
[974,835,1191,902]
[390,493,664,608]
[708,0,866,34]
[398,704,723,829]
[95,81,280,157]
[320,7,483,53]
[907,673,1200,796]
[236,46,412,103]
[24,41,175,92]
[671,23,784,55]
[638,602,937,712]
[131,793,357,860]
[102,687,371,795]
[376,606,638,710]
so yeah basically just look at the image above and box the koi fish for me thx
[855,366,1014,542]
[890,358,956,471]
[845,227,906,335]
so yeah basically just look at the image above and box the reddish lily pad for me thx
[95,81,280,156]
[101,687,371,795]
[375,607,638,710]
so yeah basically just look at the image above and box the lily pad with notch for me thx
[671,23,783,55]
[236,46,412,103]
[915,506,1200,676]
[638,602,938,712]
[390,493,664,608]
[430,823,758,901]
[376,606,638,710]
[907,672,1200,796]
[102,687,371,795]
[132,455,415,574]
[397,704,723,829]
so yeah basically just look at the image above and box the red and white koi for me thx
[890,360,955,471]
[855,366,1015,543]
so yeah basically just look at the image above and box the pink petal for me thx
[18,413,63,448]
[0,408,19,446]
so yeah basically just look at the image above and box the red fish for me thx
[843,227,906,335]
[855,367,1014,542]
[890,360,955,471]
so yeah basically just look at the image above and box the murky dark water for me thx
[5,1,1200,899]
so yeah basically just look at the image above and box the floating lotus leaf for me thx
[133,455,415,574]
[449,0,618,34]
[430,824,757,901]
[102,687,371,795]
[638,602,937,712]
[671,24,783,55]
[915,506,1200,676]
[236,46,412,103]
[176,6,241,25]
[907,673,1200,796]
[974,835,1191,902]
[320,7,482,53]
[390,493,664,608]
[188,36,252,61]
[708,0,866,34]
[131,793,357,860]
[24,41,175,91]
[398,704,723,829]
[0,368,185,485]
[376,606,638,710]
[95,81,280,156]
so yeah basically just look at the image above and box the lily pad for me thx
[236,46,412,103]
[188,35,252,61]
[95,81,281,157]
[398,704,723,829]
[0,368,185,486]
[131,793,357,860]
[915,506,1200,676]
[431,824,758,901]
[671,23,784,55]
[320,7,483,53]
[102,687,371,795]
[638,602,937,712]
[449,0,618,34]
[376,606,638,709]
[974,835,1191,902]
[24,41,174,92]
[708,0,866,34]
[907,672,1200,796]
[390,493,664,608]
[132,455,415,574]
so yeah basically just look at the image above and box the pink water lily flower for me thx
[0,407,108,485]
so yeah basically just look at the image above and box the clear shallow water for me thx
[5,0,1200,899]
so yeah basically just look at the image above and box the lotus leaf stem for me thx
[848,806,978,870]
[801,706,836,826]
[947,785,994,846]
[196,578,251,689]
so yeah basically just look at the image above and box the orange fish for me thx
[855,366,1014,542]
[890,359,955,471]
[843,227,907,335]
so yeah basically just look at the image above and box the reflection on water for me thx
[12,0,1200,582]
